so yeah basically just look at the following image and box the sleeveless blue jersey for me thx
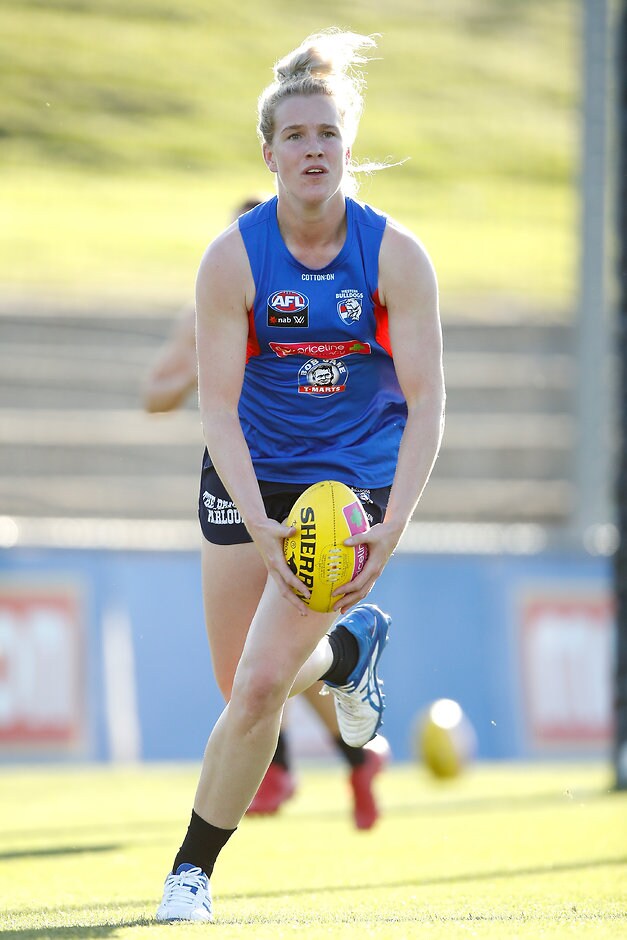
[236,196,407,488]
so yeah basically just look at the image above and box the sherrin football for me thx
[283,480,369,612]
[415,699,477,779]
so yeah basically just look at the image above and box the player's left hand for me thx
[332,522,402,613]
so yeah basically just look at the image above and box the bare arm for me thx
[335,221,445,611]
[196,225,309,610]
[141,305,198,413]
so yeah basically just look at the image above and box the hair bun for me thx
[274,29,375,85]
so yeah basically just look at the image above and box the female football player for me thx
[156,28,445,922]
[142,198,391,829]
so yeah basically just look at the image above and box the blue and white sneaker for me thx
[156,863,213,922]
[324,604,391,747]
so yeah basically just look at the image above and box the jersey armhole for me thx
[246,304,260,362]
[373,290,392,356]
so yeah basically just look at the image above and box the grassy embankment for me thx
[0,0,576,317]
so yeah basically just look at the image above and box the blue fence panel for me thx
[0,545,613,763]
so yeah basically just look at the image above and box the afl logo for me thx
[267,290,309,328]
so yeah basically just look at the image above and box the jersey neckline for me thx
[269,195,355,275]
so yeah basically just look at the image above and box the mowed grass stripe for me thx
[0,762,624,938]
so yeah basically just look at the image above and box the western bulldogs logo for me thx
[336,289,363,324]
[298,358,348,395]
[267,289,309,328]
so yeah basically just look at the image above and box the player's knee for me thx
[231,664,287,725]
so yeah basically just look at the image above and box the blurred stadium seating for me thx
[0,305,574,530]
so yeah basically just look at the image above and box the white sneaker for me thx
[325,604,390,747]
[156,863,213,922]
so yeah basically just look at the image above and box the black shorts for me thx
[198,460,391,546]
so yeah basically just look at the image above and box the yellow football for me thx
[283,480,369,612]
[417,699,477,779]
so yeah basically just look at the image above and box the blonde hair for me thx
[257,29,380,194]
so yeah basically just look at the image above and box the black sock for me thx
[334,735,367,767]
[320,625,359,685]
[271,730,290,770]
[172,809,236,878]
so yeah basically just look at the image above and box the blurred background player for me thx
[142,195,390,830]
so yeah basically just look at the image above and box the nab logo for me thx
[267,290,309,328]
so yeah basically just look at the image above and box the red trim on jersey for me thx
[246,305,260,362]
[373,290,392,355]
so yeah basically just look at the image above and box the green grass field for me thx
[0,0,577,316]
[0,761,625,938]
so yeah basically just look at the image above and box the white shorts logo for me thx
[202,490,242,525]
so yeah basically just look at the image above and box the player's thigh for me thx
[236,576,337,692]
[200,538,267,699]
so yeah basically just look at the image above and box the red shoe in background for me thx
[246,764,297,815]
[349,735,391,830]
